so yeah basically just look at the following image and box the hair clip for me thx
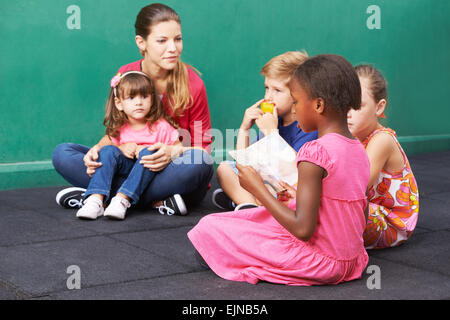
[111,72,122,88]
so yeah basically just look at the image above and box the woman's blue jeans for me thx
[52,143,214,208]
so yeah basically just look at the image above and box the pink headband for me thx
[110,71,150,97]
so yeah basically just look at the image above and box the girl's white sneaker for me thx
[76,196,104,220]
[104,196,131,220]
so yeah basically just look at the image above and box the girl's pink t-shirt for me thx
[296,133,370,260]
[110,119,179,146]
[116,60,212,151]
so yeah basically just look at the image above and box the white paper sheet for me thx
[229,132,298,193]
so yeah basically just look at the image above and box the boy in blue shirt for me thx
[213,51,318,210]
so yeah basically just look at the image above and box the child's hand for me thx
[255,107,278,136]
[240,99,265,131]
[135,145,147,156]
[119,143,138,159]
[235,162,266,197]
[277,181,297,205]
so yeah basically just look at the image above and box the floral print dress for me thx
[362,127,419,249]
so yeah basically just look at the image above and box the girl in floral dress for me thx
[347,65,419,249]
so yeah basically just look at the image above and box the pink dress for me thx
[188,133,370,286]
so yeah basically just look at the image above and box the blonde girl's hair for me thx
[135,3,200,119]
[104,72,178,139]
[355,64,388,103]
[261,50,309,83]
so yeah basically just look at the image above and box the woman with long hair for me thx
[53,3,213,214]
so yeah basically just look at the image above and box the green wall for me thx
[1,0,449,190]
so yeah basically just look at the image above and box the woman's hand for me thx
[255,107,278,136]
[83,145,102,177]
[140,142,181,172]
[235,163,267,198]
[119,142,138,159]
[240,99,265,131]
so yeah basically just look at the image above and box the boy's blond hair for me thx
[261,51,309,83]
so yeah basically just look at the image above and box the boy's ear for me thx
[376,99,387,117]
[314,98,325,114]
[114,97,123,111]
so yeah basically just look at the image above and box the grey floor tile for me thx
[0,285,21,300]
[414,174,450,197]
[412,226,431,235]
[415,197,450,231]
[0,208,97,247]
[0,236,189,297]
[428,191,450,205]
[368,230,450,277]
[49,256,450,300]
[252,257,450,300]
[63,210,201,235]
[0,186,65,212]
[408,157,450,198]
[409,151,450,165]
[110,226,202,271]
[49,270,249,300]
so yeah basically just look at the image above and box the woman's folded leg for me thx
[138,149,214,208]
[52,143,91,188]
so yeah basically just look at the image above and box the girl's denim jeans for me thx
[52,143,214,207]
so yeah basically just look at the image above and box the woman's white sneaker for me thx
[104,196,131,220]
[76,196,104,220]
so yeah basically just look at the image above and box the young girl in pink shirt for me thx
[76,71,184,220]
[188,54,370,286]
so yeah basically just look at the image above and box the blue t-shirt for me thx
[257,117,318,152]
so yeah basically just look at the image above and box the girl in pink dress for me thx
[188,54,370,286]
